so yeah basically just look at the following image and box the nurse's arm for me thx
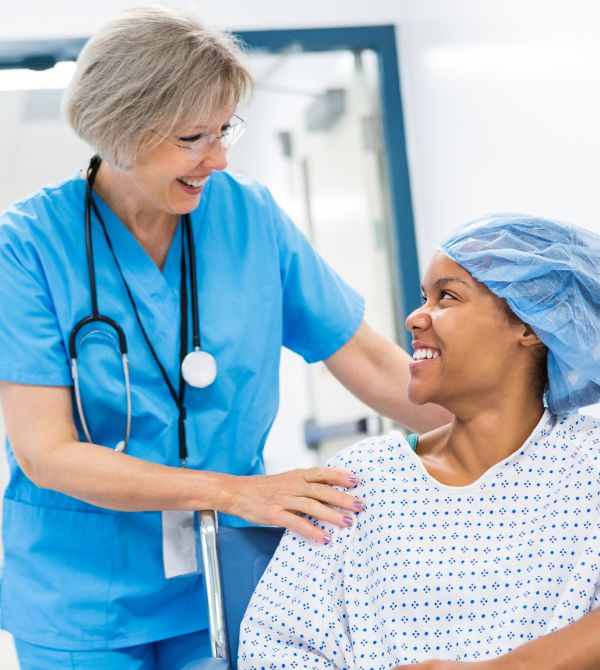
[0,382,363,543]
[325,320,451,433]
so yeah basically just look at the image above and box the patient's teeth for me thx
[412,348,441,361]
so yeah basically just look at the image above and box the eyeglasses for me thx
[162,115,246,159]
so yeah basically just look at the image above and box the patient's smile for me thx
[412,347,441,361]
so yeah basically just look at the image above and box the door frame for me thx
[236,26,419,341]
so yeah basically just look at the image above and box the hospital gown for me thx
[239,410,600,669]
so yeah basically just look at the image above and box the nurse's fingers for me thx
[289,496,357,530]
[303,466,361,489]
[276,511,338,546]
[296,479,364,515]
[223,469,363,542]
[301,467,365,512]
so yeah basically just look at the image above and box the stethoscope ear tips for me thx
[115,441,126,453]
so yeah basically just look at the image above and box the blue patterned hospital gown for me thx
[239,411,600,669]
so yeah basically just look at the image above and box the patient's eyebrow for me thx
[422,276,473,292]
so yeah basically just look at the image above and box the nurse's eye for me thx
[440,290,457,302]
[420,293,427,305]
[178,133,205,143]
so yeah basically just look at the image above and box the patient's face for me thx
[405,253,523,409]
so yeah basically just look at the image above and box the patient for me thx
[238,214,600,669]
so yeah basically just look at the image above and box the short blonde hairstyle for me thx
[63,5,253,170]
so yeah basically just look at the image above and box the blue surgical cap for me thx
[438,213,600,414]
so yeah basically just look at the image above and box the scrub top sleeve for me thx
[272,197,365,363]
[0,230,71,386]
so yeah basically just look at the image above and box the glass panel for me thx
[229,49,399,465]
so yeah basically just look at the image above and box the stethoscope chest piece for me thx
[181,349,217,388]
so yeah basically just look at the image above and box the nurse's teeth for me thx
[178,176,208,188]
[412,348,440,361]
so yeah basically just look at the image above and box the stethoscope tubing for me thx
[71,349,131,452]
[70,156,204,461]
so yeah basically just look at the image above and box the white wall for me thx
[6,0,600,241]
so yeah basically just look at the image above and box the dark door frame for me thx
[236,26,420,337]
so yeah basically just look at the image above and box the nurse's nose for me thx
[201,137,228,171]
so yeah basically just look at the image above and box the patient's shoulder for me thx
[557,412,600,467]
[326,432,417,476]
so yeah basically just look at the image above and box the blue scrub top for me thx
[0,170,364,650]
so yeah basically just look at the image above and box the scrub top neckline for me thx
[74,169,212,329]
[74,168,212,276]
[394,408,552,492]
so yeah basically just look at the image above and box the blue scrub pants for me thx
[14,629,212,670]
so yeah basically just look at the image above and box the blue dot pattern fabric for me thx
[239,411,600,668]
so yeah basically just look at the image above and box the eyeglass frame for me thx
[157,114,246,158]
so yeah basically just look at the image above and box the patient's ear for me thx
[518,323,543,348]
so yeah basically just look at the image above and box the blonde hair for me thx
[63,5,253,170]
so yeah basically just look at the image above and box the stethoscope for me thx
[68,155,217,463]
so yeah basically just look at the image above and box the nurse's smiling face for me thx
[405,253,531,413]
[127,112,232,217]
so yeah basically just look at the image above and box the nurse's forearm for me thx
[0,381,233,511]
[325,321,451,433]
[1,382,364,541]
[24,437,235,512]
[31,440,366,544]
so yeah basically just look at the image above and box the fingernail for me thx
[342,516,353,527]
[352,501,364,511]
[347,476,358,486]
[322,535,331,545]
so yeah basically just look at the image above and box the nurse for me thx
[0,6,447,669]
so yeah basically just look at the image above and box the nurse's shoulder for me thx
[205,169,293,233]
[0,172,86,250]
[208,169,275,207]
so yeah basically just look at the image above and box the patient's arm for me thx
[237,517,353,669]
[393,606,600,670]
[505,608,600,670]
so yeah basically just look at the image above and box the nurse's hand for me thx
[225,467,363,544]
